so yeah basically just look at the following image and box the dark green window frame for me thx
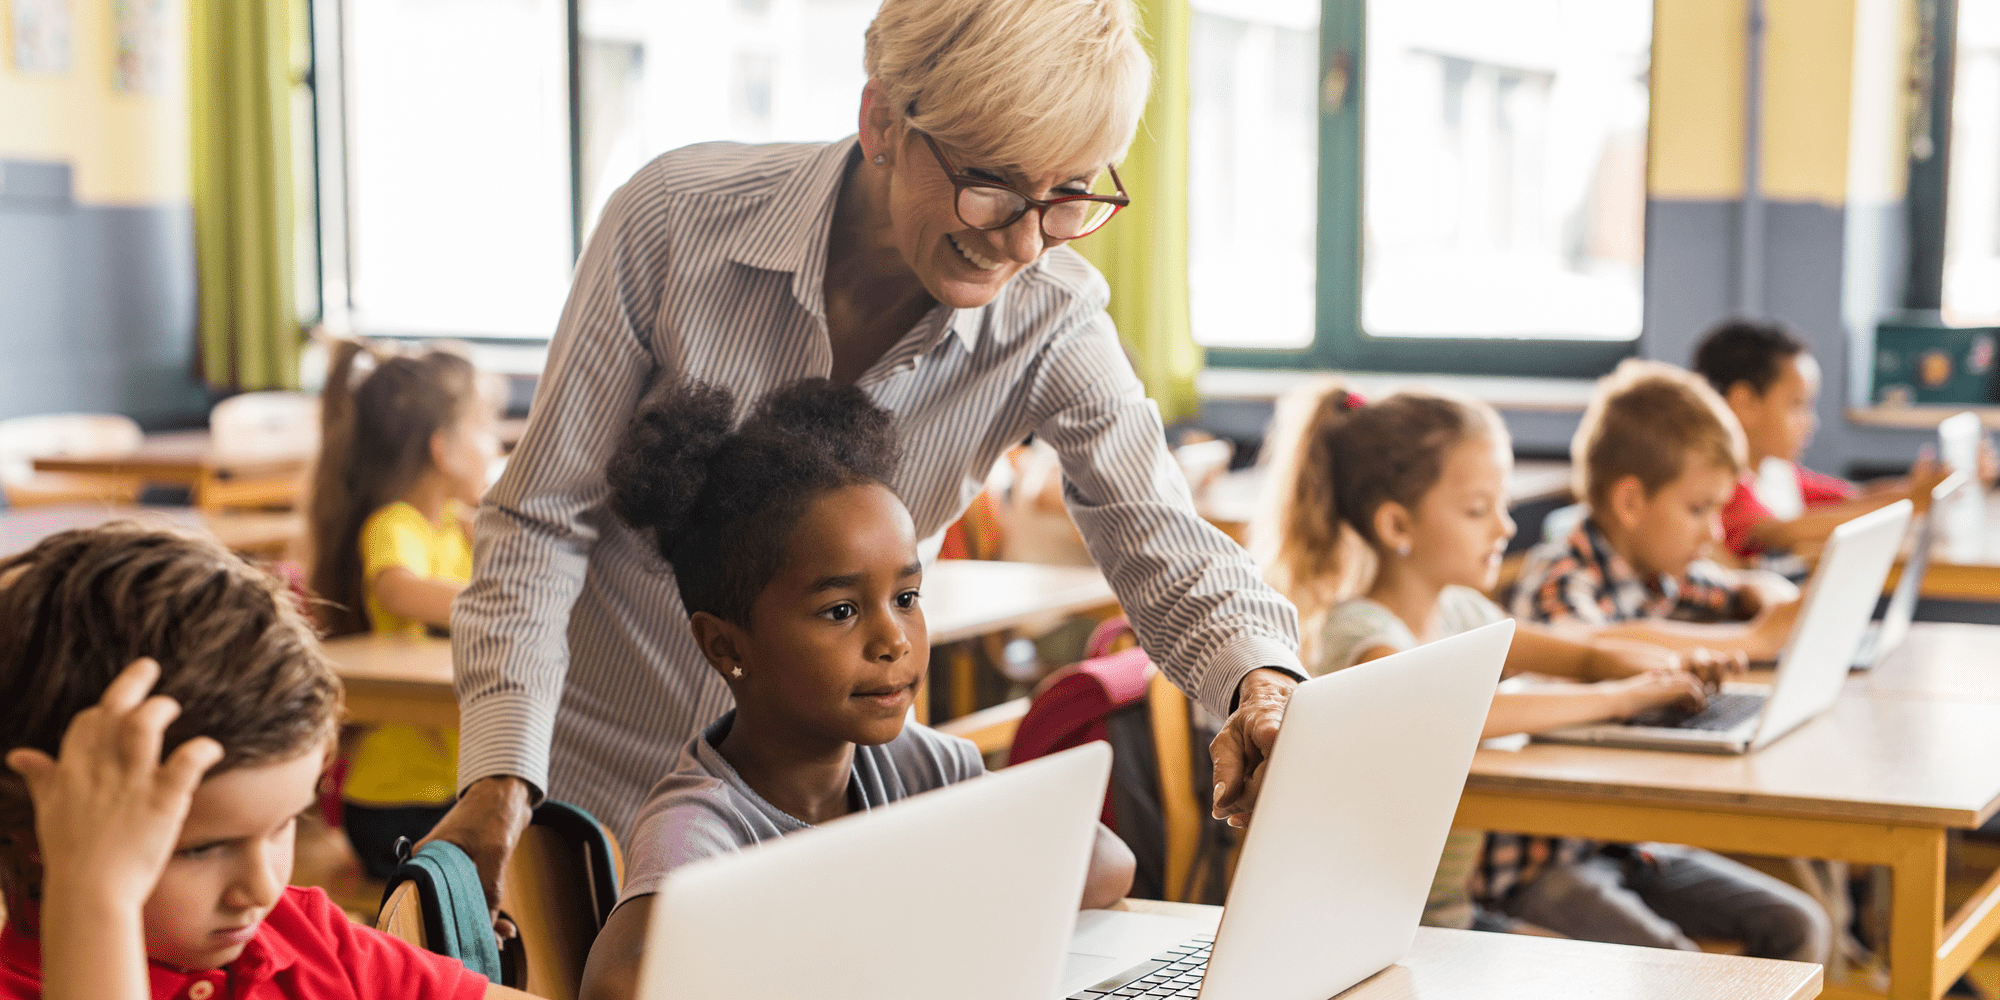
[1205,0,1640,378]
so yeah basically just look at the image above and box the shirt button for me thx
[188,979,216,1000]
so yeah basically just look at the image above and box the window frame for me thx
[1203,0,1642,378]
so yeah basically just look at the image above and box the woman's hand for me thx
[6,658,222,909]
[415,774,535,938]
[1209,668,1297,829]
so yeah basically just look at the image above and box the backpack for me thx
[379,839,505,983]
[1007,619,1240,903]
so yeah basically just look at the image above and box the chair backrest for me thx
[377,880,430,950]
[374,840,504,983]
[209,391,319,455]
[0,413,142,484]
[497,801,624,1000]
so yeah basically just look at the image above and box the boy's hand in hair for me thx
[6,658,222,909]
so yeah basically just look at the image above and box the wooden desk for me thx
[321,634,458,728]
[0,503,302,560]
[1114,899,1822,999]
[320,560,1119,728]
[32,430,310,512]
[1858,623,2000,703]
[1457,692,2000,1000]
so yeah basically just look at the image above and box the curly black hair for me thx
[606,377,903,627]
[1691,318,1809,398]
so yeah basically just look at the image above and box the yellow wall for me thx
[1650,0,1902,206]
[0,0,188,205]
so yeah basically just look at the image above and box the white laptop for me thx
[1057,619,1514,1000]
[1540,500,1911,754]
[634,742,1112,1000]
[1852,469,1968,670]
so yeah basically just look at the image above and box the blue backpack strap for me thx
[379,839,504,983]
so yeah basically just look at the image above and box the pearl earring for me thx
[731,666,744,679]
[872,154,886,166]
[1396,542,1412,558]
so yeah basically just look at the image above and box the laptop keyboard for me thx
[1634,691,1767,732]
[1067,935,1213,999]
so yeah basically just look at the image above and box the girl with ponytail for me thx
[1259,380,1742,934]
[306,337,498,879]
[578,376,1136,1000]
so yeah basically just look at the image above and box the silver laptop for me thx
[1058,619,1514,1000]
[1852,469,1968,670]
[634,742,1112,1000]
[1540,500,1911,754]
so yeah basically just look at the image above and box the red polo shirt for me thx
[0,886,487,1000]
[1721,466,1858,557]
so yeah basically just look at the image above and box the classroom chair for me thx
[0,412,143,508]
[378,801,622,1000]
[209,391,319,455]
[1006,620,1234,905]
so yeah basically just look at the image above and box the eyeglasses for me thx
[916,132,1129,241]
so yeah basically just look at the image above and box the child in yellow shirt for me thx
[306,339,497,878]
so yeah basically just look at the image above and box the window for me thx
[1200,0,1651,376]
[1944,1,2000,323]
[577,0,876,242]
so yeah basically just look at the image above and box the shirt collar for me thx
[0,916,298,997]
[1577,517,1678,612]
[723,136,987,355]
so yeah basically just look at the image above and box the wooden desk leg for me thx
[1885,827,1947,1000]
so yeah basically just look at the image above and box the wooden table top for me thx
[922,559,1116,644]
[0,503,302,558]
[322,559,1119,687]
[1468,690,2000,828]
[1858,621,2000,703]
[1113,900,1821,1000]
[31,429,311,478]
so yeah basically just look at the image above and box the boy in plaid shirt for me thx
[1487,361,1828,962]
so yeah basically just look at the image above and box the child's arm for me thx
[371,567,466,630]
[1576,601,1797,661]
[578,896,651,1000]
[1352,646,1709,738]
[3,659,224,1000]
[1504,627,1744,689]
[1083,822,1137,910]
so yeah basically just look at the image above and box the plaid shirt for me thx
[1471,516,1752,905]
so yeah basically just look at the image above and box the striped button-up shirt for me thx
[453,137,1303,838]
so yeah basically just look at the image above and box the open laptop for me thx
[1058,619,1514,1000]
[634,742,1112,1000]
[1851,469,1969,670]
[1540,500,1911,754]
[1938,411,1986,562]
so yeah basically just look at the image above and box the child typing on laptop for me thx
[1259,381,1740,933]
[1691,319,1959,563]
[577,378,1137,1000]
[0,524,536,1000]
[1497,360,1831,961]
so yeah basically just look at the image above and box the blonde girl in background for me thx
[307,339,498,880]
[1257,381,1740,933]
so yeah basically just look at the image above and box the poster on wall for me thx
[112,0,167,92]
[9,0,74,74]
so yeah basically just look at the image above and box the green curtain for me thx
[1076,0,1203,424]
[188,0,302,391]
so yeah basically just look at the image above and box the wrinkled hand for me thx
[1209,668,1297,830]
[415,774,534,939]
[4,658,222,908]
[1611,670,1710,719]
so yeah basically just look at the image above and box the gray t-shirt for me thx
[617,711,986,905]
[1313,585,1508,676]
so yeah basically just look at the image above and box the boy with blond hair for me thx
[1486,360,1829,963]
[0,524,534,1000]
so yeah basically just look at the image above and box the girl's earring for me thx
[731,666,744,679]
[1396,542,1412,558]
[872,154,886,166]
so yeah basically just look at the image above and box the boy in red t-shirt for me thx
[0,525,533,1000]
[1692,320,1952,560]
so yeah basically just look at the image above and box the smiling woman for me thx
[438,0,1312,919]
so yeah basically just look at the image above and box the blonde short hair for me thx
[864,0,1152,172]
[1573,359,1747,511]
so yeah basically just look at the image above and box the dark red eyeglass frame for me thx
[915,132,1130,240]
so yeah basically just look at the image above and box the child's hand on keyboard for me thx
[1610,669,1709,720]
